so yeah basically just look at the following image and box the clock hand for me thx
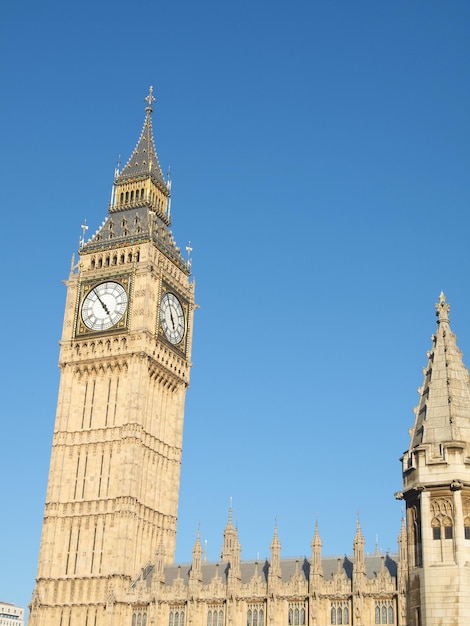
[93,289,110,315]
[169,307,176,330]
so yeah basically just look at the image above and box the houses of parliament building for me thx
[29,90,470,626]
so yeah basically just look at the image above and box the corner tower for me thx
[400,293,470,626]
[29,89,195,626]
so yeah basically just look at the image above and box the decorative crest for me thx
[145,86,155,113]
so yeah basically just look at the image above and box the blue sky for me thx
[1,0,470,617]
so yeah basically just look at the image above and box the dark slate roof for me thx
[134,554,398,589]
[115,106,168,192]
[80,205,189,273]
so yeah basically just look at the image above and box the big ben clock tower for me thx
[29,89,195,626]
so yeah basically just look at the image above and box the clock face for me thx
[81,281,128,331]
[160,292,185,344]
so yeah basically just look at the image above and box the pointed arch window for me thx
[464,517,470,540]
[170,607,185,626]
[248,605,263,626]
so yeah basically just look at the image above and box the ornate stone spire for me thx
[310,520,323,577]
[221,501,240,565]
[353,518,365,576]
[269,522,281,580]
[190,528,203,582]
[409,292,470,450]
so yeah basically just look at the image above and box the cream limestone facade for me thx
[29,91,470,626]
[29,89,195,626]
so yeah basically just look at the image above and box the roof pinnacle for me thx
[145,85,155,113]
[436,291,450,323]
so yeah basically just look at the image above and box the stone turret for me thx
[221,505,241,581]
[400,293,470,625]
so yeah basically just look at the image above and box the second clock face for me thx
[81,281,128,331]
[160,292,185,344]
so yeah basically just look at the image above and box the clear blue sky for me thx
[1,0,470,618]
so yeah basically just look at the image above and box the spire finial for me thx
[145,86,155,113]
[436,291,450,323]
[79,219,88,249]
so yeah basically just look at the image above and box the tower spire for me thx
[115,87,170,193]
[409,292,470,450]
[400,294,470,624]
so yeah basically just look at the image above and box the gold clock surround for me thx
[76,274,132,336]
